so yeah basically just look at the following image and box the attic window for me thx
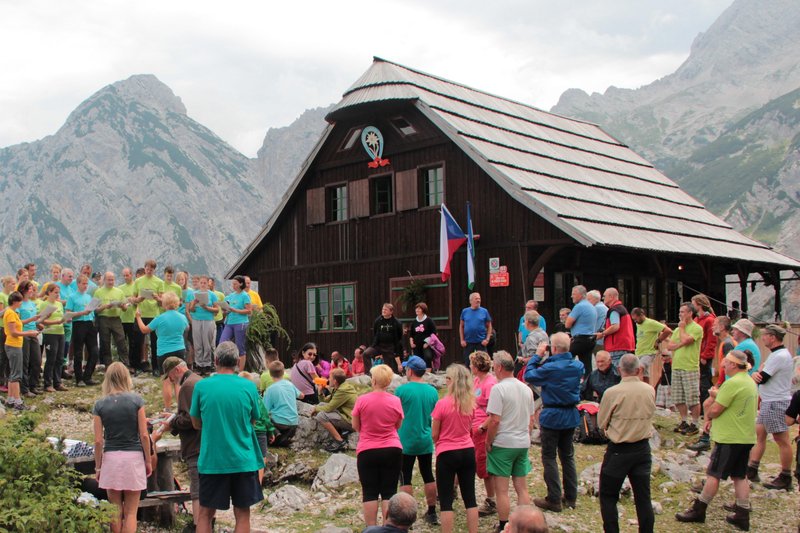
[339,127,363,151]
[390,116,417,136]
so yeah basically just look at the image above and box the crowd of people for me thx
[4,262,800,532]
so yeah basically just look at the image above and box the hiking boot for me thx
[44,386,56,393]
[478,498,497,516]
[477,497,497,516]
[533,497,562,513]
[683,423,699,436]
[688,436,711,452]
[424,510,440,526]
[55,384,69,392]
[763,473,793,491]
[675,498,707,523]
[725,504,751,531]
[674,421,689,433]
[324,439,347,453]
[84,380,98,386]
[12,402,30,411]
[24,391,36,398]
[561,497,576,509]
[745,465,760,483]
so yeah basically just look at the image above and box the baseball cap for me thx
[762,323,787,340]
[402,355,427,372]
[161,356,186,379]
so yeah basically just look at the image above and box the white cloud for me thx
[0,0,733,156]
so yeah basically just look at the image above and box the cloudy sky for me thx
[1,0,732,157]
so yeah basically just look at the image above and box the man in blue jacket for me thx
[525,331,584,513]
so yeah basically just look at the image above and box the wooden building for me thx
[229,58,800,364]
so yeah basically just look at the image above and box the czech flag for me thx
[440,203,466,282]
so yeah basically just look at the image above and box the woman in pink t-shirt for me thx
[469,350,498,514]
[351,364,404,526]
[291,343,320,404]
[432,364,478,533]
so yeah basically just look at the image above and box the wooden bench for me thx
[138,490,193,508]
[68,439,186,526]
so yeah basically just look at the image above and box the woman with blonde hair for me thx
[432,364,478,532]
[93,362,152,533]
[351,364,404,526]
[135,291,188,409]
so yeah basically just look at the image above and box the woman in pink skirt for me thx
[93,362,153,533]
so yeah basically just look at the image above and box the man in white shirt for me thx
[482,351,534,533]
[747,324,794,490]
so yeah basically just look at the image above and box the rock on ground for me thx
[314,527,351,533]
[312,453,359,491]
[267,484,311,513]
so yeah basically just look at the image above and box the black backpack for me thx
[573,408,608,445]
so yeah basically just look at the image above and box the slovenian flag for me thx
[440,203,466,282]
[466,202,475,290]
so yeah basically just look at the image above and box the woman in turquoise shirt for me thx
[17,280,42,395]
[220,275,252,371]
[135,291,188,409]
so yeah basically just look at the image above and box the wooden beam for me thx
[737,266,749,318]
[773,269,782,321]
[528,245,567,282]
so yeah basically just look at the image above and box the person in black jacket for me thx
[409,303,437,370]
[363,303,403,373]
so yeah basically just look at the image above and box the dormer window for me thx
[339,126,363,151]
[390,116,416,136]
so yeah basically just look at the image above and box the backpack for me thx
[573,403,608,445]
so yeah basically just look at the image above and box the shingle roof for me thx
[228,58,800,277]
[327,57,800,269]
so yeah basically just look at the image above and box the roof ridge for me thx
[369,57,613,133]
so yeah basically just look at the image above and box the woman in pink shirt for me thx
[432,364,478,533]
[351,364,404,526]
[469,350,498,515]
[291,343,320,404]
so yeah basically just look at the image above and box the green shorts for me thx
[487,446,531,478]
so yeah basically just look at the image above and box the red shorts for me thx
[471,425,489,479]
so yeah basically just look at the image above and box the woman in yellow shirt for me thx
[3,292,40,410]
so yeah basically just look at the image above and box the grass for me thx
[12,373,799,532]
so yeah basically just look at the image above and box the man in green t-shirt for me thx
[666,302,704,435]
[395,355,440,526]
[94,272,129,367]
[133,259,164,375]
[190,341,264,532]
[631,307,672,384]
[676,350,757,530]
[117,267,142,372]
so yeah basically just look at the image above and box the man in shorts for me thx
[631,307,672,384]
[485,351,535,532]
[157,357,201,529]
[676,350,757,531]
[190,342,264,533]
[746,324,794,489]
[525,332,584,514]
[666,302,704,435]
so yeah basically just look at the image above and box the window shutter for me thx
[395,169,418,211]
[306,187,325,225]
[349,179,369,218]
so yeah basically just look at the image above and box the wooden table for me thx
[68,439,188,526]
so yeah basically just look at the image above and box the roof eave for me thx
[225,123,335,279]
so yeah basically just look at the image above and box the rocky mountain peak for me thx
[63,74,186,130]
